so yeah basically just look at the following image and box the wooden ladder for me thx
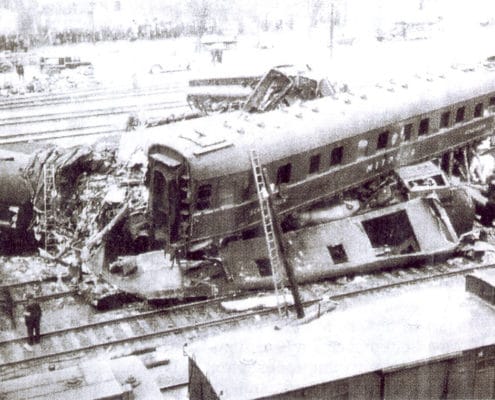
[249,149,286,315]
[43,164,57,254]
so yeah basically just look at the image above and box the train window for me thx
[309,154,321,174]
[196,184,212,210]
[255,258,272,276]
[474,103,484,118]
[440,111,450,128]
[490,97,495,106]
[327,244,348,264]
[455,106,465,123]
[357,140,368,158]
[330,146,344,165]
[418,118,429,135]
[403,123,413,141]
[377,131,389,150]
[276,163,292,185]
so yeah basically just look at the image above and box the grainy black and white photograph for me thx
[1,0,495,398]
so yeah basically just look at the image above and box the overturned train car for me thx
[93,192,472,301]
[145,64,495,257]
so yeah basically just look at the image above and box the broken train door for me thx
[148,152,188,250]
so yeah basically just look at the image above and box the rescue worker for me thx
[24,294,42,345]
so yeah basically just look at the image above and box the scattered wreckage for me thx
[186,65,335,114]
[127,65,335,140]
[4,63,495,306]
[84,160,478,302]
[0,144,491,307]
[91,193,472,302]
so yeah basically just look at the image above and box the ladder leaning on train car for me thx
[43,164,57,254]
[249,149,305,318]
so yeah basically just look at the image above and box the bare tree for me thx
[18,0,38,35]
[188,0,212,37]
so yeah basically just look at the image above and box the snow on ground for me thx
[4,22,495,97]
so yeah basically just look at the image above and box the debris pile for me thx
[187,65,335,115]
[19,143,150,308]
[1,67,98,97]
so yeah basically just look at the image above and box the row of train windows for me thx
[195,100,491,208]
[298,101,485,181]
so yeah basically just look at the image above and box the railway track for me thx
[0,80,194,150]
[1,258,492,376]
[0,296,273,372]
[0,275,76,306]
[1,96,187,126]
[0,108,193,152]
[0,83,187,111]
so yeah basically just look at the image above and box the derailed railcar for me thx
[219,196,465,292]
[94,190,470,302]
[147,65,495,255]
[0,150,32,233]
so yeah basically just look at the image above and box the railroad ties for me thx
[1,256,494,373]
[0,82,190,150]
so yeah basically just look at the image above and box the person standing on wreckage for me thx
[23,293,42,347]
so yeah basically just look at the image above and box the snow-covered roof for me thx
[187,274,495,399]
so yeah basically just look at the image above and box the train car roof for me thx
[146,65,495,180]
[186,273,495,400]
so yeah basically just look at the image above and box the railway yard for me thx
[4,7,495,399]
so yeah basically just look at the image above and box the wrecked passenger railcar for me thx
[146,63,495,257]
[187,65,327,114]
[85,194,470,302]
[220,196,466,291]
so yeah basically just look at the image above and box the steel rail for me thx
[2,261,493,370]
[328,262,495,301]
[0,83,186,110]
[0,99,187,126]
[0,276,77,304]
[0,297,319,369]
[0,296,232,349]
